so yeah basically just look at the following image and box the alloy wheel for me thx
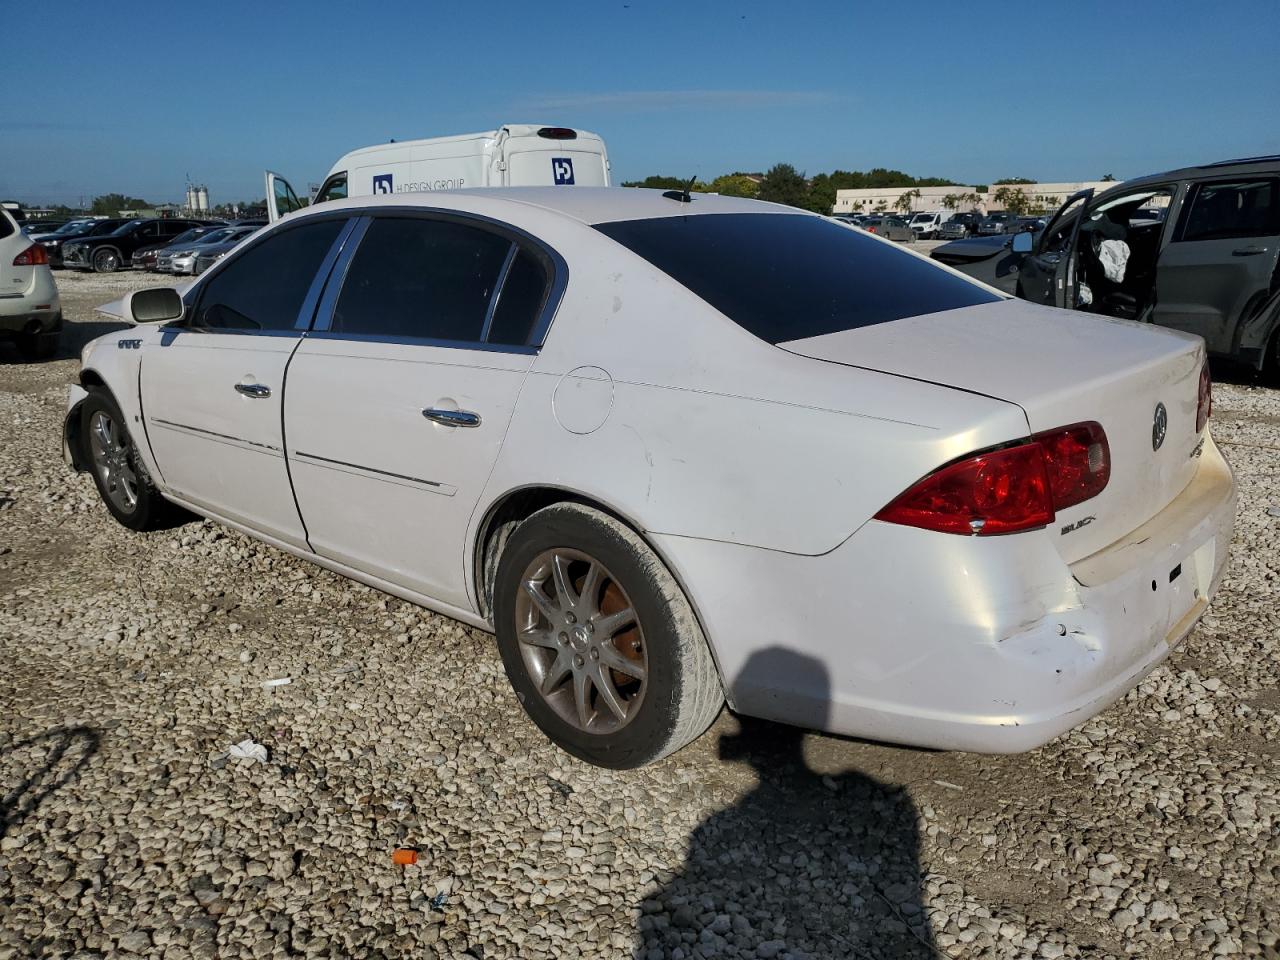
[514,548,647,734]
[88,411,138,513]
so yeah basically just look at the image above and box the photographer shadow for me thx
[637,649,935,959]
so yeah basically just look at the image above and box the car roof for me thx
[301,187,802,227]
[1094,155,1280,201]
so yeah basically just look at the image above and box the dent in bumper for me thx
[653,437,1237,753]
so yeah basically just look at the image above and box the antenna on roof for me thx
[662,175,698,204]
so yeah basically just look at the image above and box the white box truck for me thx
[265,124,611,221]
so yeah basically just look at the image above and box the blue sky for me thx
[3,0,1277,205]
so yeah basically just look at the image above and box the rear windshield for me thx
[595,213,999,344]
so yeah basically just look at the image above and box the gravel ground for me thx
[1,270,1277,960]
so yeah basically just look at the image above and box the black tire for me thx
[79,388,176,531]
[15,330,59,361]
[92,247,120,273]
[493,503,723,768]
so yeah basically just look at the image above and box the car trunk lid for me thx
[781,299,1208,562]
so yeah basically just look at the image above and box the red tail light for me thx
[1196,361,1212,433]
[12,243,48,266]
[875,422,1109,536]
[867,227,878,234]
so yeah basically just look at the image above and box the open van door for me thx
[264,171,306,223]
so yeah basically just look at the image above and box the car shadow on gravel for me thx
[0,321,129,365]
[636,650,935,959]
[0,726,100,839]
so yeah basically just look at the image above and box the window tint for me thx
[0,211,13,240]
[487,248,550,345]
[194,218,344,331]
[332,217,511,342]
[1180,180,1280,242]
[595,213,1000,344]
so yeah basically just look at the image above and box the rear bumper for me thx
[655,436,1236,752]
[0,274,62,335]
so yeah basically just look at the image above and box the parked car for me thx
[28,218,96,243]
[24,220,68,236]
[932,156,1280,377]
[39,218,130,268]
[0,205,61,359]
[170,226,258,275]
[66,188,1233,767]
[860,216,915,241]
[153,225,239,273]
[190,227,263,275]
[63,218,212,273]
[135,225,228,272]
[976,212,1018,235]
[908,211,946,239]
[939,212,982,239]
[1015,215,1049,233]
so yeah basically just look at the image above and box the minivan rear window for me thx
[595,213,1000,344]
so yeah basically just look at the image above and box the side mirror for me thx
[123,287,184,325]
[1011,232,1033,254]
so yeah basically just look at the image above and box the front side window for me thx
[193,218,344,331]
[596,213,999,344]
[1178,179,1280,242]
[315,173,348,205]
[332,217,512,342]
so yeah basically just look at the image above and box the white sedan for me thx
[64,188,1235,768]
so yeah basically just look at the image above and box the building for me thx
[832,180,1121,216]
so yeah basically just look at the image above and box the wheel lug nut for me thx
[573,655,584,668]
[558,633,568,645]
[565,612,576,624]
[589,648,599,660]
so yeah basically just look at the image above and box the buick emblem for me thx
[1152,402,1168,451]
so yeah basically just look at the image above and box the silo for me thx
[196,186,209,212]
[185,185,196,213]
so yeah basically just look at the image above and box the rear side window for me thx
[194,218,344,331]
[1178,179,1280,242]
[333,217,511,342]
[487,248,551,345]
[595,213,1000,344]
[0,211,13,240]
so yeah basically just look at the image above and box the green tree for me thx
[756,164,810,210]
[91,193,150,216]
[1101,173,1117,181]
[992,185,1032,216]
[994,177,1037,185]
[620,175,708,191]
[894,188,922,215]
[707,174,759,198]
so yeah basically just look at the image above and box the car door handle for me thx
[234,383,271,398]
[1232,246,1267,256]
[423,408,481,428]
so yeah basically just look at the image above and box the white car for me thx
[1,205,62,359]
[63,188,1235,768]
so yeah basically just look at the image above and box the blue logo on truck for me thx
[373,173,394,194]
[552,158,575,185]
